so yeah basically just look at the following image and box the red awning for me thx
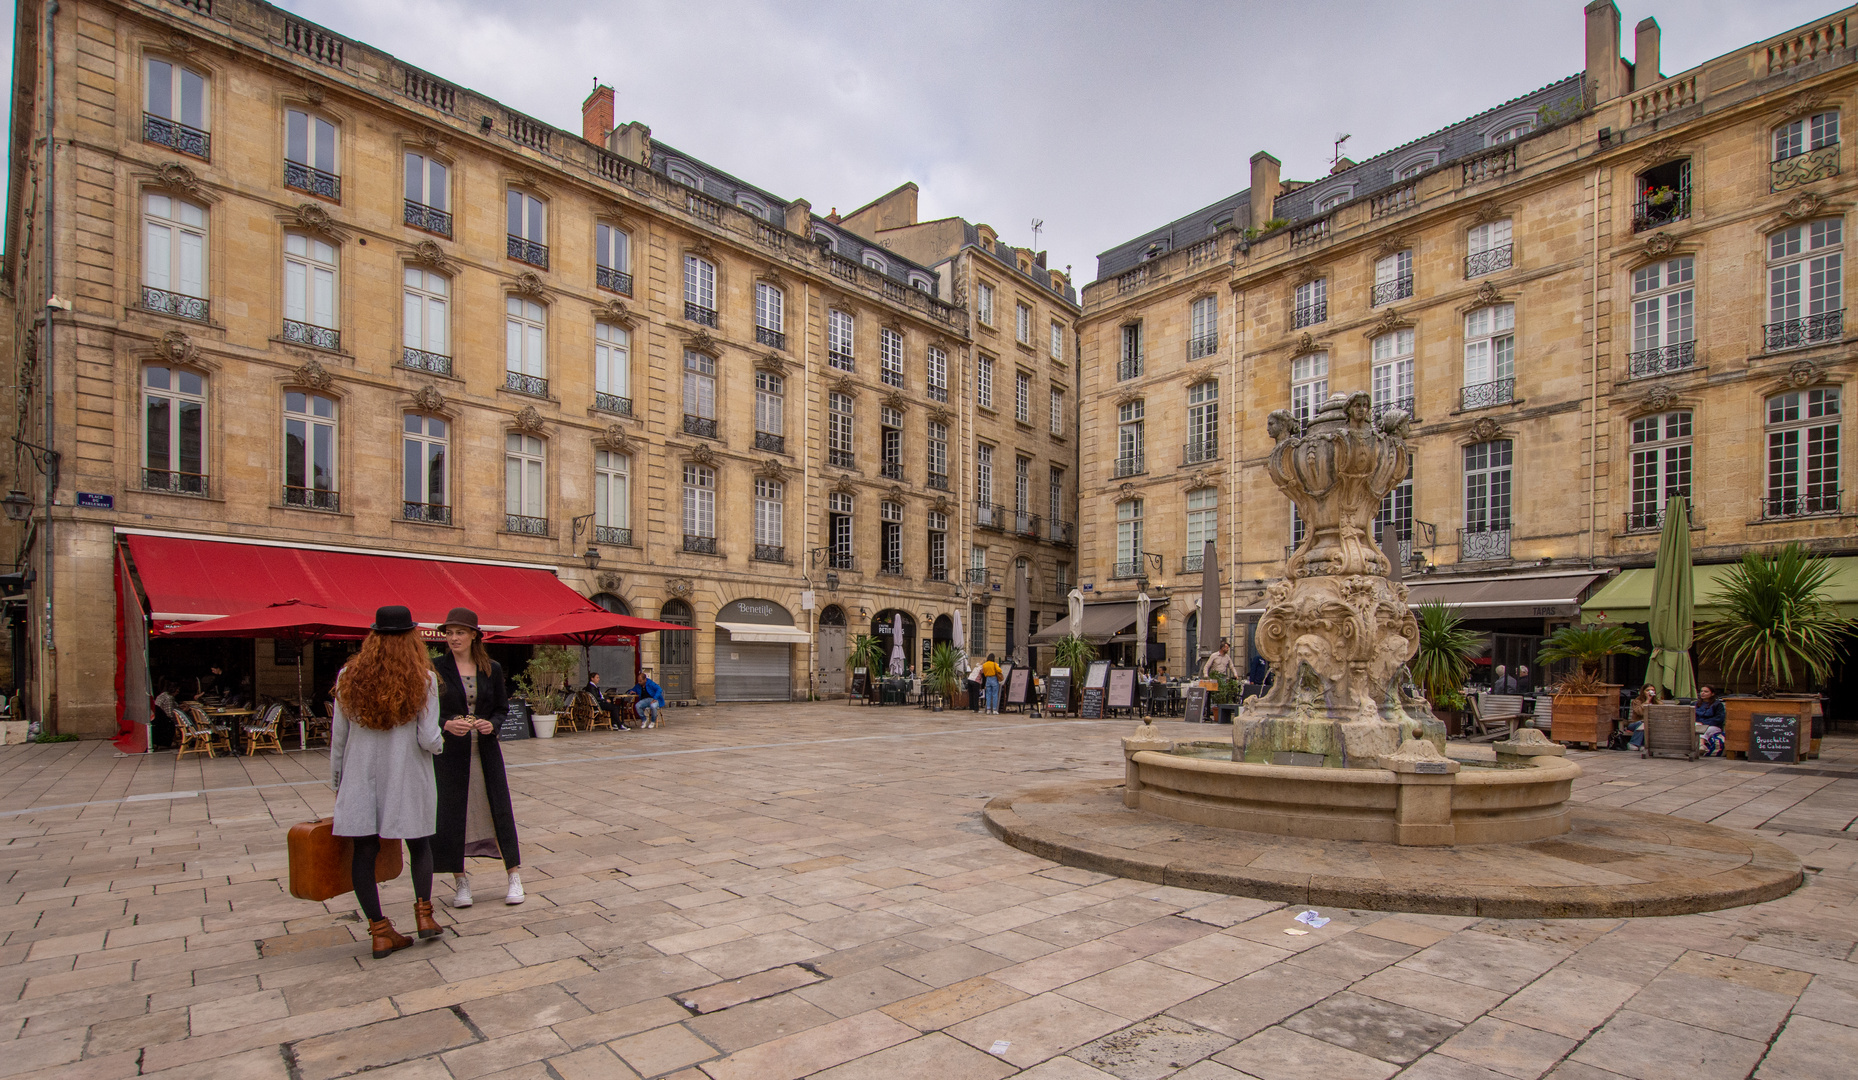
[123,533,601,632]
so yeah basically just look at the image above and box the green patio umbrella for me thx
[1646,495,1696,698]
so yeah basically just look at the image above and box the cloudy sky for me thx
[2,0,1843,280]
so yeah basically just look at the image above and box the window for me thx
[1489,119,1533,145]
[1775,111,1840,161]
[1116,500,1143,577]
[1630,256,1695,377]
[402,267,449,374]
[754,371,784,451]
[683,351,717,437]
[1466,219,1513,277]
[595,322,630,414]
[595,450,631,542]
[1371,329,1415,416]
[504,433,545,531]
[977,443,995,509]
[1120,323,1143,380]
[1463,440,1513,543]
[928,511,947,580]
[1015,370,1031,424]
[1373,250,1414,306]
[1015,455,1031,515]
[403,414,448,523]
[1398,159,1431,180]
[880,327,904,387]
[977,354,995,409]
[926,345,948,402]
[143,366,206,494]
[755,282,785,349]
[684,464,717,542]
[1318,191,1347,213]
[144,57,208,157]
[1292,506,1306,549]
[283,391,337,510]
[977,281,995,325]
[1050,320,1064,360]
[863,250,888,273]
[404,152,450,236]
[1629,412,1692,531]
[881,500,903,573]
[880,406,903,480]
[828,492,854,568]
[1767,220,1844,349]
[754,478,783,558]
[1186,488,1217,568]
[970,600,988,653]
[143,193,207,320]
[1049,466,1064,528]
[1016,302,1032,343]
[1190,295,1218,358]
[504,297,547,395]
[1293,278,1327,328]
[283,233,339,350]
[828,392,855,468]
[284,109,339,200]
[1462,305,1515,408]
[596,223,631,295]
[1376,464,1413,555]
[1290,352,1328,423]
[1187,381,1218,462]
[1634,159,1691,231]
[1050,387,1065,436]
[828,309,855,370]
[683,255,717,326]
[927,421,948,489]
[1117,399,1145,476]
[1766,388,1842,517]
[506,190,547,268]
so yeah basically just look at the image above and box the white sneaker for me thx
[505,870,525,905]
[451,873,472,908]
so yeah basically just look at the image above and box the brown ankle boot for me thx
[369,918,412,959]
[413,898,443,939]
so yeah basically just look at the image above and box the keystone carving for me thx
[1292,332,1318,356]
[1781,192,1827,220]
[419,127,447,151]
[1775,90,1828,124]
[664,577,693,599]
[687,442,717,466]
[410,239,455,273]
[886,485,907,503]
[511,272,548,300]
[147,161,213,202]
[156,330,198,365]
[1467,416,1505,442]
[756,459,788,481]
[288,203,346,240]
[756,353,788,375]
[1640,384,1679,413]
[759,268,785,288]
[1470,202,1507,225]
[597,424,635,453]
[830,375,858,398]
[1187,470,1215,491]
[930,496,953,516]
[927,406,952,427]
[1366,307,1411,338]
[1181,365,1217,388]
[686,329,716,353]
[597,298,632,324]
[514,406,546,433]
[1640,137,1687,165]
[165,33,196,56]
[596,572,623,593]
[1475,280,1504,306]
[831,476,857,495]
[1788,359,1821,387]
[412,385,446,413]
[303,83,325,107]
[1118,482,1136,499]
[881,391,908,414]
[1376,235,1411,258]
[1643,233,1679,256]
[293,359,333,391]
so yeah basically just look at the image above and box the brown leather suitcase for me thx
[287,818,404,902]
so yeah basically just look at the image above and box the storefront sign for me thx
[1748,713,1800,763]
[1046,667,1071,715]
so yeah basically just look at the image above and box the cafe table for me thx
[203,707,255,753]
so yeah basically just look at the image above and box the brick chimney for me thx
[581,84,614,144]
[1249,152,1281,230]
[1634,18,1662,88]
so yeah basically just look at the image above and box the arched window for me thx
[1462,440,1513,559]
[1116,500,1143,578]
[504,433,546,533]
[595,322,630,415]
[1372,330,1414,416]
[283,233,339,350]
[144,56,209,158]
[142,365,206,495]
[285,108,340,200]
[862,250,888,273]
[596,223,631,294]
[505,297,547,395]
[1629,411,1691,532]
[595,449,630,543]
[143,193,208,320]
[1293,277,1326,328]
[827,492,854,568]
[404,151,450,236]
[684,254,717,326]
[755,282,785,349]
[1766,219,1844,350]
[1466,218,1513,277]
[403,413,448,523]
[828,309,855,370]
[1764,388,1842,518]
[1462,305,1515,409]
[1185,489,1217,570]
[1630,256,1694,377]
[1633,159,1690,231]
[507,190,548,267]
[1373,249,1413,306]
[283,391,338,510]
[403,266,450,374]
[1291,353,1327,422]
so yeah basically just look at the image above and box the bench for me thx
[1461,693,1522,742]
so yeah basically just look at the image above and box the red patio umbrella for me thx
[488,610,690,684]
[164,599,374,707]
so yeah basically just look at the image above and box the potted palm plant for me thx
[1052,633,1097,714]
[929,642,965,710]
[1537,623,1644,748]
[850,634,888,703]
[1410,601,1483,735]
[515,645,577,738]
[1696,544,1855,758]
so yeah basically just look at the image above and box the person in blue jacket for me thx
[629,670,665,728]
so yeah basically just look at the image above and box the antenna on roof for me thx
[1331,133,1352,169]
[1030,218,1044,250]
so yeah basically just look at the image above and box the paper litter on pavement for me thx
[1294,910,1331,928]
[990,1041,1012,1055]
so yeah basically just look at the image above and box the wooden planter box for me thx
[1723,695,1818,758]
[1552,685,1621,748]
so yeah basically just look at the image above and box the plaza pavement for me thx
[2,703,1856,1080]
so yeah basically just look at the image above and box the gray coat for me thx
[330,674,443,839]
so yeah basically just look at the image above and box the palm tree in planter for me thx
[1411,601,1483,734]
[1052,633,1098,715]
[1695,544,1856,757]
[849,634,888,702]
[929,642,966,710]
[1537,623,1644,748]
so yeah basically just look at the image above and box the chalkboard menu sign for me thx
[1107,668,1137,711]
[499,701,532,741]
[1006,667,1031,707]
[1046,667,1071,716]
[1080,661,1111,719]
[852,668,868,698]
[1748,712,1801,763]
[1183,685,1208,724]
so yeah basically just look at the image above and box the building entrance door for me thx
[817,605,847,696]
[658,599,694,700]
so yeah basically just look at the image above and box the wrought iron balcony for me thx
[143,287,208,322]
[1372,396,1415,421]
[1772,143,1840,192]
[506,235,548,269]
[1624,503,1693,534]
[142,469,208,496]
[1764,310,1844,352]
[596,266,632,295]
[1632,184,1690,231]
[683,414,717,439]
[282,320,339,351]
[880,560,905,577]
[964,567,990,585]
[595,392,632,416]
[505,371,548,397]
[283,486,339,512]
[403,501,450,525]
[1292,300,1327,328]
[683,534,718,554]
[755,431,785,454]
[1762,490,1842,520]
[505,513,547,535]
[1014,511,1041,537]
[828,449,855,469]
[1183,440,1218,465]
[927,472,949,491]
[596,525,632,546]
[1371,275,1414,306]
[1464,244,1513,278]
[928,566,948,583]
[1112,559,1143,579]
[881,367,904,388]
[1628,341,1696,379]
[828,551,856,570]
[880,462,904,481]
[1459,526,1511,561]
[753,543,785,563]
[1188,334,1218,359]
[1047,520,1075,546]
[284,161,340,201]
[404,200,452,238]
[685,302,718,327]
[1460,378,1515,411]
[756,326,786,350]
[828,350,855,371]
[143,113,209,159]
[1180,552,1204,573]
[1118,356,1143,381]
[403,348,451,376]
[975,502,1005,530]
[1113,454,1145,478]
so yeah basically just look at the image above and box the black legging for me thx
[351,835,433,922]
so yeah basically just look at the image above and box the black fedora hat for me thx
[438,607,480,633]
[371,605,418,633]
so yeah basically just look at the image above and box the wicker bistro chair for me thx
[581,691,614,732]
[178,704,228,759]
[243,703,286,756]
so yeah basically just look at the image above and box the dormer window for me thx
[1317,191,1348,213]
[1488,119,1534,145]
[862,250,888,273]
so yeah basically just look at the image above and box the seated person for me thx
[1625,685,1659,749]
[628,670,665,728]
[1694,685,1726,756]
[151,681,181,750]
[583,671,604,697]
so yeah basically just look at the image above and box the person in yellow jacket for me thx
[979,654,1003,714]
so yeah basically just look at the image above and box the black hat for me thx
[438,607,480,632]
[371,605,417,633]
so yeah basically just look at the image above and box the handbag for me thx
[287,817,404,902]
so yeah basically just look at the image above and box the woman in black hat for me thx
[431,607,524,907]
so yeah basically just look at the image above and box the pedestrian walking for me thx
[431,608,525,908]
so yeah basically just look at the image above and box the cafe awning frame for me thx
[1236,570,1607,620]
[1583,557,1858,623]
[715,621,812,644]
[1028,598,1169,645]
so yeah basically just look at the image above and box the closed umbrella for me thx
[1067,588,1084,637]
[951,608,968,678]
[1199,540,1220,670]
[888,614,905,675]
[1647,495,1696,698]
[1014,565,1031,666]
[1135,592,1152,669]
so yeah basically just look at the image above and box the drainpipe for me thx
[802,279,813,698]
[39,0,59,730]
[1589,165,1602,563]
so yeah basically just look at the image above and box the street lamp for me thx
[570,513,601,568]
[1,490,32,523]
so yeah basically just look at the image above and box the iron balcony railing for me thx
[594,393,632,416]
[755,431,785,454]
[1772,143,1841,192]
[505,371,548,397]
[1632,184,1691,232]
[1183,440,1218,465]
[1624,503,1693,533]
[684,414,718,439]
[683,535,718,554]
[1047,520,1075,546]
[964,567,990,585]
[505,513,547,535]
[596,525,632,546]
[1459,525,1511,561]
[1460,378,1515,411]
[756,326,786,350]
[1372,396,1415,421]
[881,366,904,388]
[403,348,451,376]
[404,200,452,238]
[142,469,208,496]
[927,473,949,491]
[828,449,855,469]
[506,235,548,269]
[928,566,948,582]
[928,384,948,403]
[143,113,209,158]
[975,502,1005,530]
[282,320,339,351]
[1118,355,1143,381]
[283,486,339,512]
[1292,300,1327,328]
[1628,341,1696,379]
[596,266,633,295]
[1188,334,1218,359]
[1464,243,1513,278]
[1114,454,1145,478]
[1762,490,1842,519]
[1014,511,1040,537]
[880,560,905,577]
[1765,310,1844,351]
[828,350,855,371]
[143,287,208,322]
[685,302,718,327]
[1112,559,1143,579]
[1180,552,1204,573]
[828,551,856,571]
[1371,275,1415,306]
[403,501,450,525]
[284,161,340,202]
[753,543,785,563]
[880,462,904,481]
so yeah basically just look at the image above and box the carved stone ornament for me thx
[756,459,788,481]
[756,353,788,375]
[1640,137,1686,166]
[1788,359,1821,387]
[1776,90,1829,124]
[1475,280,1504,306]
[146,161,213,202]
[165,32,196,55]
[294,359,333,391]
[303,83,325,107]
[514,406,546,433]
[156,330,198,365]
[1376,235,1411,258]
[1640,384,1679,413]
[420,127,447,151]
[760,268,785,289]
[881,391,908,414]
[685,330,716,355]
[412,385,446,413]
[288,203,347,241]
[517,169,539,190]
[1643,232,1679,257]
[687,442,717,467]
[664,577,694,599]
[1292,332,1319,356]
[597,298,632,325]
[596,572,623,593]
[927,406,952,427]
[410,239,455,274]
[1467,416,1505,442]
[1187,470,1215,491]
[887,485,907,503]
[1113,388,1143,408]
[1181,365,1217,388]
[1291,266,1325,288]
[1470,202,1507,225]
[1118,482,1136,499]
[931,496,952,516]
[1781,192,1827,220]
[1366,307,1411,338]
[511,272,548,300]
[688,238,713,258]
[830,374,858,398]
[597,424,635,453]
[831,476,857,495]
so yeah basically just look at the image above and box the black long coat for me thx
[430,653,521,873]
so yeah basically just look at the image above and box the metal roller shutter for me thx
[714,631,792,701]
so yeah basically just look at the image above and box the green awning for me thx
[1581,556,1858,623]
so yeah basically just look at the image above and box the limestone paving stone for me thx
[1214,1025,1400,1080]
[1070,1014,1236,1080]
[1282,991,1463,1063]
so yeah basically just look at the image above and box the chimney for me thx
[1584,1,1628,104]
[581,84,614,144]
[1634,18,1662,88]
[1249,152,1282,229]
[784,198,811,236]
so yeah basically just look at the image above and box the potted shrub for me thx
[516,645,576,738]
[1411,601,1483,736]
[1696,544,1855,759]
[1052,633,1097,714]
[1537,624,1644,748]
[929,642,965,711]
[850,634,888,702]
